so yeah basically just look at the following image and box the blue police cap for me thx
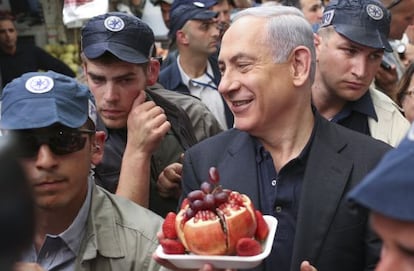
[81,12,155,64]
[320,0,392,52]
[0,71,97,130]
[169,0,218,39]
[348,125,414,222]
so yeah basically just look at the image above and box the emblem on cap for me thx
[366,4,383,20]
[193,1,205,7]
[104,16,125,32]
[25,76,54,94]
[320,10,334,28]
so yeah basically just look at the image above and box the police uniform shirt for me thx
[20,177,93,270]
[330,91,377,136]
[176,55,227,129]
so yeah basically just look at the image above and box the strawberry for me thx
[160,239,186,254]
[254,210,269,241]
[162,212,177,239]
[236,237,262,256]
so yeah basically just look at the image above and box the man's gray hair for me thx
[232,6,316,82]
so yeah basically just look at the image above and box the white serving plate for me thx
[155,215,278,269]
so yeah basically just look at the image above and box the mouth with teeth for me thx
[232,99,253,106]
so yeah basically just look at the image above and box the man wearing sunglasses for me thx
[0,71,165,270]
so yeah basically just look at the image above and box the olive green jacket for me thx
[75,185,164,271]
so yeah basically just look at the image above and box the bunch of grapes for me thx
[184,167,231,220]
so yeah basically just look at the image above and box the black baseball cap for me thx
[169,0,218,39]
[81,12,155,64]
[320,0,392,52]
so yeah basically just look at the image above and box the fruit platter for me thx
[156,167,278,269]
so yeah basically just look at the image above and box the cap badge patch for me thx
[366,4,383,20]
[25,76,54,94]
[104,16,125,32]
[193,1,205,7]
[320,10,334,28]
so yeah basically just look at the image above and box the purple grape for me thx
[214,191,229,206]
[204,194,216,210]
[190,199,205,212]
[187,190,205,202]
[208,167,220,185]
[200,181,212,194]
[185,207,195,219]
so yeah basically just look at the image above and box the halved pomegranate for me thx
[173,167,262,256]
[161,167,269,256]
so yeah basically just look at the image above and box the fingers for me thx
[300,261,318,271]
[14,262,46,271]
[157,162,183,199]
[126,91,171,154]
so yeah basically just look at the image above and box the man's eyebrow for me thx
[87,71,136,80]
[397,242,414,257]
[219,52,255,64]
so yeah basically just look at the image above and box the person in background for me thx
[211,0,232,41]
[228,0,253,18]
[0,16,75,89]
[401,25,414,67]
[282,0,324,27]
[374,0,414,102]
[0,71,164,271]
[347,124,414,271]
[397,63,414,122]
[159,0,234,130]
[81,12,198,217]
[0,139,35,271]
[312,0,409,147]
[110,0,146,18]
[151,0,174,28]
[160,0,219,69]
[299,0,324,26]
[176,5,391,271]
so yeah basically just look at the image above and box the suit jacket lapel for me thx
[291,116,354,271]
[216,131,261,209]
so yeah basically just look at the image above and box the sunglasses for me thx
[10,129,95,158]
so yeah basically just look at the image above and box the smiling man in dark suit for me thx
[178,5,392,271]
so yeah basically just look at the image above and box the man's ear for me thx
[314,33,322,61]
[146,59,160,86]
[177,29,189,45]
[91,131,105,166]
[290,46,312,87]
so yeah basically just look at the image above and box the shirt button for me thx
[271,179,277,186]
[275,206,282,213]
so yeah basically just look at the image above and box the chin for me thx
[102,118,127,129]
[234,119,255,132]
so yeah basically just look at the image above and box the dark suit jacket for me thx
[181,113,392,271]
[158,55,234,128]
